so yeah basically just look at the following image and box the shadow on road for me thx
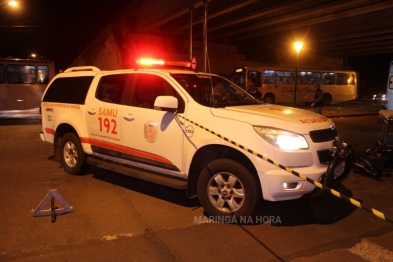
[90,166,201,208]
[254,183,357,226]
[88,164,358,226]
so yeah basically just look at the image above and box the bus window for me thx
[348,73,355,85]
[231,74,245,88]
[336,73,348,85]
[37,66,50,84]
[296,71,308,84]
[248,71,262,87]
[230,67,246,88]
[263,70,275,83]
[0,64,4,84]
[277,71,292,84]
[322,72,335,85]
[307,72,321,84]
[7,65,37,84]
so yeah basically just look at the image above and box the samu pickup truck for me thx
[40,59,349,219]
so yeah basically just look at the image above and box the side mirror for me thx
[154,96,178,113]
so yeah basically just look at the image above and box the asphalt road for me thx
[0,115,392,262]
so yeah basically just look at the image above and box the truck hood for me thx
[211,104,335,134]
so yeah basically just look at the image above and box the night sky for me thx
[348,54,393,95]
[1,0,392,94]
[0,0,130,70]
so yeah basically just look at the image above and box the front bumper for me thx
[259,141,351,201]
[308,141,351,197]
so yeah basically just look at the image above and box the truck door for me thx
[119,73,186,174]
[85,74,128,151]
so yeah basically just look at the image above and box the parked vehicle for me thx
[373,90,386,103]
[231,65,358,105]
[39,59,350,219]
[0,57,55,117]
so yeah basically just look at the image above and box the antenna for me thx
[203,0,209,72]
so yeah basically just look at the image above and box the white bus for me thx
[0,58,55,117]
[231,65,358,105]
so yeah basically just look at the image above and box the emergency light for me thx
[135,57,196,71]
[136,58,165,65]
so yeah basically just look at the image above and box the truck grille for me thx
[309,127,338,143]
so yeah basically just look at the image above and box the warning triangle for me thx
[31,189,73,217]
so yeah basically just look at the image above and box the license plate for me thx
[334,161,345,179]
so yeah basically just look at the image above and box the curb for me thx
[325,113,379,118]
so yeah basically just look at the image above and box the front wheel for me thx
[352,152,382,178]
[60,133,88,175]
[197,159,261,220]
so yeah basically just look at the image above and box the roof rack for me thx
[64,66,100,72]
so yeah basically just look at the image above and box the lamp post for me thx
[294,41,303,106]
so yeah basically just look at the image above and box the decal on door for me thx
[144,122,157,143]
[98,108,119,134]
[185,125,194,138]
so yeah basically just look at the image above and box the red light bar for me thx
[136,58,165,65]
[165,60,191,68]
[135,57,196,71]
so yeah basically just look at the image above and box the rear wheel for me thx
[197,158,261,220]
[60,133,88,175]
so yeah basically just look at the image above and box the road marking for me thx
[102,233,135,241]
[348,239,393,262]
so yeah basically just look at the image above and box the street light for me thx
[0,1,18,7]
[294,41,303,106]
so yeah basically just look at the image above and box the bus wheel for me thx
[323,94,332,106]
[264,94,275,104]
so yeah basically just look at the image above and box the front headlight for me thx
[253,126,309,150]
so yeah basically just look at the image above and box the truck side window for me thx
[132,74,185,112]
[43,76,94,104]
[96,74,128,104]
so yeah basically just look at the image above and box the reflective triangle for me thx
[31,189,73,216]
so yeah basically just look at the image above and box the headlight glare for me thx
[253,126,309,150]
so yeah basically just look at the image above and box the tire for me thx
[264,94,275,104]
[60,133,88,175]
[352,152,382,178]
[197,158,261,220]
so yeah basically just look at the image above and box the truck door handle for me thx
[88,109,96,115]
[123,114,134,121]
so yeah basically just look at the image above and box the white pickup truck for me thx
[39,60,349,219]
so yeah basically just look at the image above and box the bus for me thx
[231,65,358,105]
[0,58,55,117]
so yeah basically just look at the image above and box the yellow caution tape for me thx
[177,114,393,223]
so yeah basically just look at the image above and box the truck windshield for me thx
[171,73,262,107]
